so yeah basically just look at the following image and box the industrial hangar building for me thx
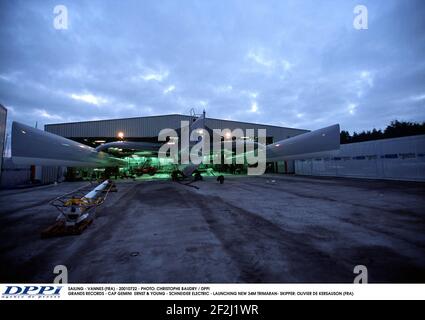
[44,114,309,179]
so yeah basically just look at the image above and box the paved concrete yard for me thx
[1,175,424,283]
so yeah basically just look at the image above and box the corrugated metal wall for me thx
[41,166,66,184]
[45,114,308,141]
[204,118,308,141]
[0,158,31,188]
[45,115,190,138]
[295,134,425,181]
[0,104,6,180]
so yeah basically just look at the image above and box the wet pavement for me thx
[1,174,424,283]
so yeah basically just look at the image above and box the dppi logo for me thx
[2,286,62,299]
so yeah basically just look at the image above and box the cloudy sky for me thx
[0,0,424,134]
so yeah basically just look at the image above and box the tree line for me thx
[340,120,425,144]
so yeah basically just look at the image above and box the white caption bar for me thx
[1,284,424,300]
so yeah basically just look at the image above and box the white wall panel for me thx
[296,135,425,181]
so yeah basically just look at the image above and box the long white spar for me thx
[11,121,126,167]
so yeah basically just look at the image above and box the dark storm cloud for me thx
[0,0,424,135]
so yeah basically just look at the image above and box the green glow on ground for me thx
[129,171,241,181]
[135,173,172,181]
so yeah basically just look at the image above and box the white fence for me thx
[295,134,425,181]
